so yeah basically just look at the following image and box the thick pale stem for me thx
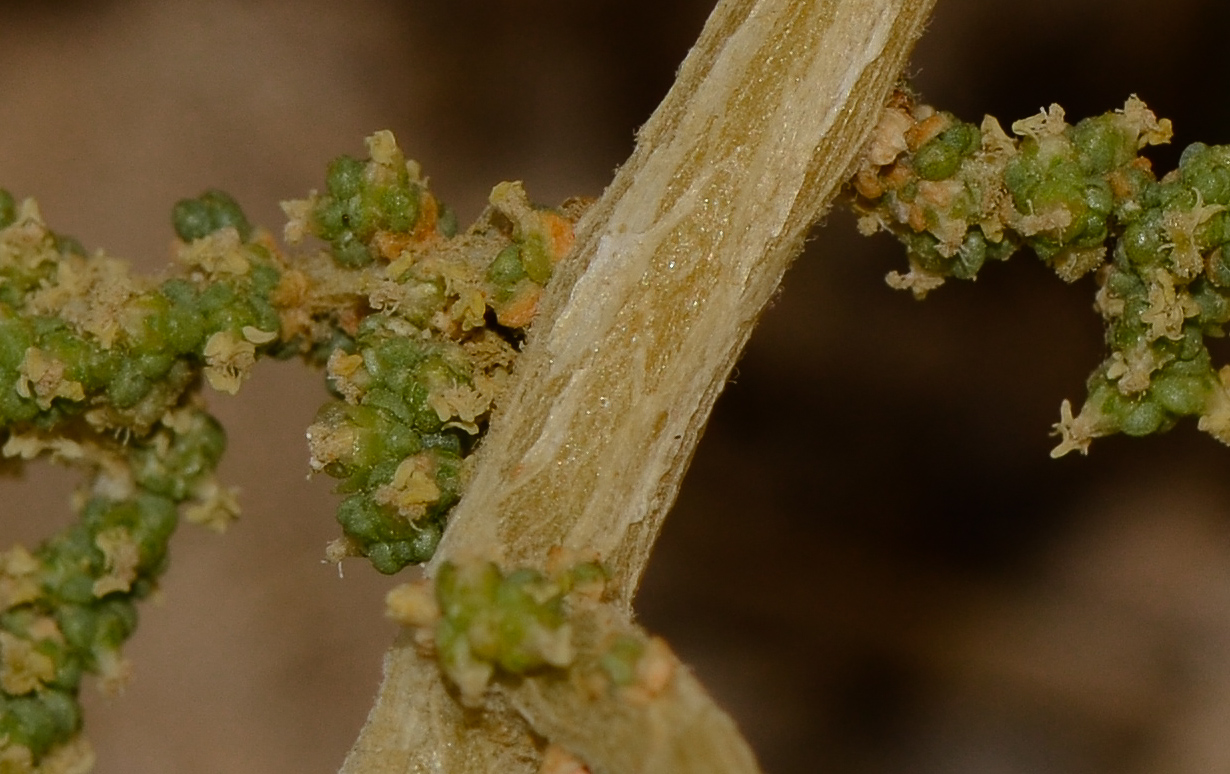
[340,0,935,771]
[433,0,935,603]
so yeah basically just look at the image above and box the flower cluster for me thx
[385,553,682,714]
[292,133,584,573]
[0,130,584,768]
[0,191,267,771]
[847,91,1230,455]
[386,557,608,703]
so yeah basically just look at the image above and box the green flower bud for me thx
[1150,372,1210,416]
[487,245,528,286]
[518,233,554,285]
[378,184,419,232]
[913,121,979,181]
[331,231,373,269]
[172,190,252,242]
[105,361,153,409]
[91,599,138,652]
[325,155,365,200]
[1179,142,1230,205]
[1121,397,1168,436]
[0,690,81,759]
[1069,114,1136,176]
[1119,214,1167,268]
[1191,281,1230,327]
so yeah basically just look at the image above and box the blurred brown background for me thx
[4,1,1230,772]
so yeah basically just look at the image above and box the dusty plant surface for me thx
[5,1,1230,773]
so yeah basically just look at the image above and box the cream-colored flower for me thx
[427,382,490,430]
[1163,197,1222,279]
[203,330,257,394]
[1011,103,1067,139]
[1120,95,1173,148]
[16,348,85,409]
[94,648,131,696]
[1198,366,1230,445]
[184,479,241,533]
[1050,399,1105,458]
[373,455,442,518]
[325,350,367,403]
[885,259,946,299]
[279,196,315,244]
[92,528,141,598]
[176,227,249,275]
[0,547,41,611]
[1105,342,1171,395]
[0,631,54,695]
[1140,269,1200,342]
[366,130,400,166]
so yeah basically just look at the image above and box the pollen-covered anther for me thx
[365,129,401,168]
[488,181,539,238]
[1008,204,1072,240]
[448,287,487,331]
